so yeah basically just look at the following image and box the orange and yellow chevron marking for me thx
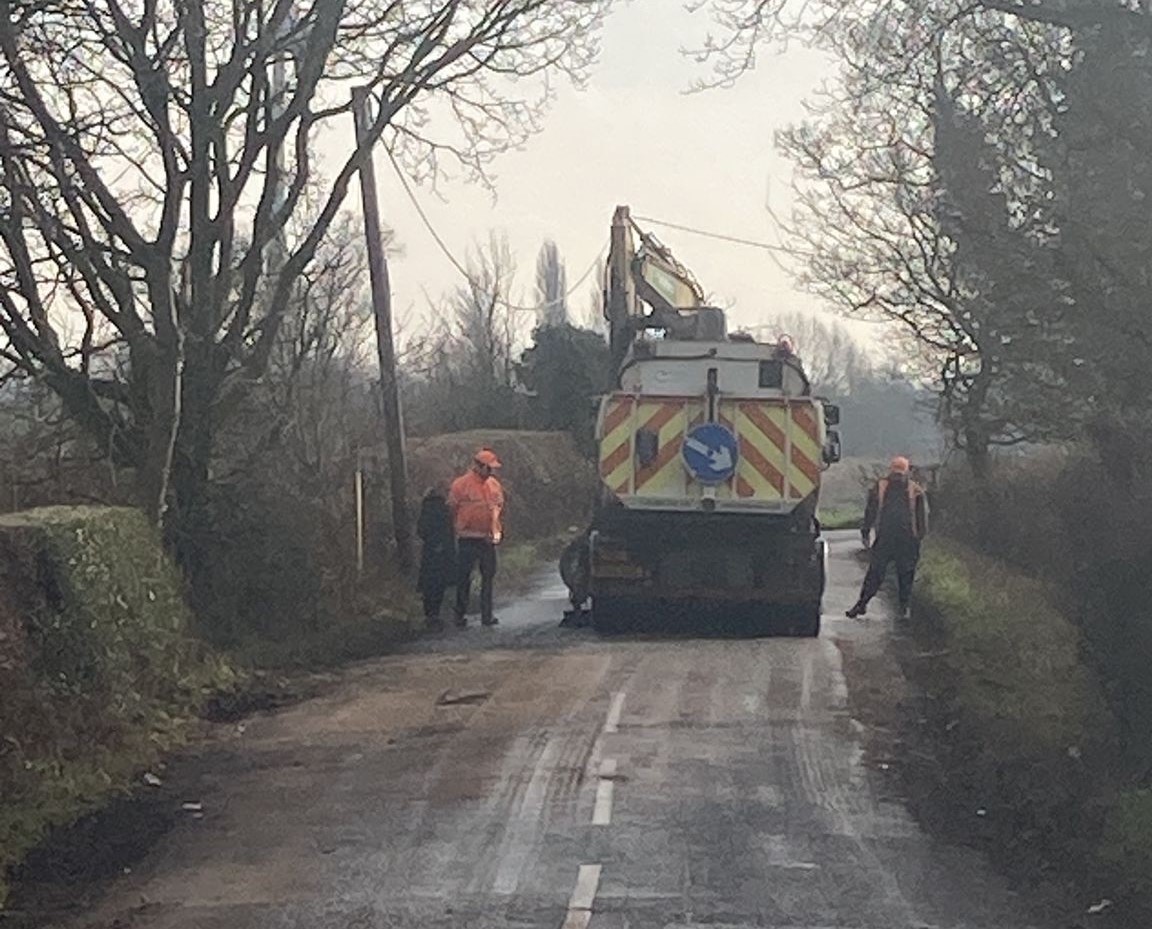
[735,402,787,500]
[599,395,635,495]
[634,400,688,493]
[788,403,823,495]
[600,395,823,502]
[733,401,824,501]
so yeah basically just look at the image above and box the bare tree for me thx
[535,239,568,327]
[756,311,867,396]
[222,211,379,485]
[404,231,524,433]
[450,231,521,395]
[691,0,1075,475]
[0,0,608,571]
[584,257,607,335]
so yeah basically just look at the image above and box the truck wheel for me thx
[591,597,625,635]
[792,605,822,638]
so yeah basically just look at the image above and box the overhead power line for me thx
[386,149,605,315]
[632,215,793,254]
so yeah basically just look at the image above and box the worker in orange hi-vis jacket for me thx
[448,448,505,628]
[846,456,929,621]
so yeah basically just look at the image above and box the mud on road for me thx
[10,533,1067,929]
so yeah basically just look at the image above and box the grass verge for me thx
[906,538,1152,921]
[819,506,865,531]
[0,507,234,910]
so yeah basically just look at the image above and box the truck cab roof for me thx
[619,339,812,398]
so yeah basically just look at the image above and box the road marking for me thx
[604,691,626,733]
[561,912,592,929]
[568,863,602,912]
[592,758,617,825]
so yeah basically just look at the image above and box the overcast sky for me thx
[358,2,863,346]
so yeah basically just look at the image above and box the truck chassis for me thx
[587,507,827,636]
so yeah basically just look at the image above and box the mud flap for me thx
[559,534,591,608]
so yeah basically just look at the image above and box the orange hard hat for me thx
[890,455,911,474]
[474,448,502,469]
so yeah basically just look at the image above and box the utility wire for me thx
[632,215,793,254]
[386,148,605,315]
[633,213,798,279]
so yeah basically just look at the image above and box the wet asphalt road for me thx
[57,531,1053,929]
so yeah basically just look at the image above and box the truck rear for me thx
[587,341,840,635]
[562,205,842,634]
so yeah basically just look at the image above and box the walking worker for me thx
[449,448,505,628]
[846,456,929,620]
[416,482,456,630]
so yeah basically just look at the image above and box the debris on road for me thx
[142,772,163,788]
[436,688,491,707]
[1087,899,1113,915]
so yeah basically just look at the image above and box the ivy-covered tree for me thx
[517,323,611,453]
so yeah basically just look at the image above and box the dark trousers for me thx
[455,539,497,622]
[858,538,921,609]
[422,587,447,621]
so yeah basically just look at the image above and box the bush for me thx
[0,507,232,905]
[934,450,1152,775]
[1099,789,1152,903]
[913,540,1114,871]
[188,429,595,667]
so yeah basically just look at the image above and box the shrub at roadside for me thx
[935,451,1152,775]
[912,540,1118,891]
[0,507,233,906]
[1099,789,1152,904]
[188,429,596,668]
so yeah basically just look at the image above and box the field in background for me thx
[818,456,880,528]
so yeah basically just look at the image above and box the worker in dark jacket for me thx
[416,483,456,629]
[846,456,929,620]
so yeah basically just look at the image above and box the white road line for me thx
[604,691,626,733]
[568,863,602,912]
[560,911,592,929]
[592,758,617,825]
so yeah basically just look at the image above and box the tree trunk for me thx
[1088,415,1136,490]
[963,426,992,483]
[166,342,220,616]
[962,424,999,548]
[129,332,182,530]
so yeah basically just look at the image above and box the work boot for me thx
[454,613,468,629]
[846,602,868,620]
[481,616,499,627]
[899,602,912,620]
[425,616,444,632]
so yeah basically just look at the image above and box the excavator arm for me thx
[605,205,725,368]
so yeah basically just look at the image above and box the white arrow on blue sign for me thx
[682,423,739,485]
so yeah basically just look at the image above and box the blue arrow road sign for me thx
[682,423,739,485]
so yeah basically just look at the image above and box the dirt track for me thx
[36,532,1059,928]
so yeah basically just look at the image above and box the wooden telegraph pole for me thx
[351,87,413,572]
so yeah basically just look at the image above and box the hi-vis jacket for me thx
[863,476,929,543]
[448,471,505,544]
